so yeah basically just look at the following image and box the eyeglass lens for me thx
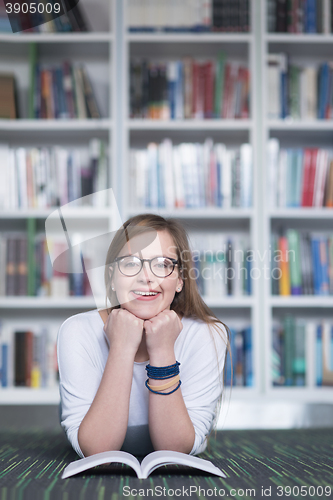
[118,256,175,277]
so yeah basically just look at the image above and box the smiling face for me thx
[110,230,183,320]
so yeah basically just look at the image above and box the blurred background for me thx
[0,0,332,430]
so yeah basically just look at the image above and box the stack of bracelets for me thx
[145,361,181,395]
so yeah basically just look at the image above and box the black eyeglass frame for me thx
[111,255,180,278]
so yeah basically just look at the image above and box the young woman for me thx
[57,213,229,458]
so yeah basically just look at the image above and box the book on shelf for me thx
[127,0,249,33]
[129,139,252,210]
[0,140,108,210]
[268,0,332,34]
[0,73,18,119]
[28,49,101,120]
[0,1,90,33]
[189,232,252,298]
[62,449,226,480]
[267,139,333,208]
[271,229,333,296]
[0,322,58,389]
[225,325,253,386]
[267,55,333,120]
[129,55,250,120]
[272,316,333,387]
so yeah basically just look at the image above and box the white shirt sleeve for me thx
[179,321,228,456]
[57,315,105,458]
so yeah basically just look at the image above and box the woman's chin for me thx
[121,303,159,320]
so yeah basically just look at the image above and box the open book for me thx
[62,450,226,479]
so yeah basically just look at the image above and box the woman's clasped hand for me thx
[103,307,183,359]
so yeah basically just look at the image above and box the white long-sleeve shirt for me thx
[57,309,227,458]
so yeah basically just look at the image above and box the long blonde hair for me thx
[104,213,232,448]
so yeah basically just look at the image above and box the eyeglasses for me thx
[112,255,179,278]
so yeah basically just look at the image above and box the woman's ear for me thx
[177,277,183,292]
[108,266,113,279]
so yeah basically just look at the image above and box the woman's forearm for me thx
[147,352,195,454]
[78,347,135,457]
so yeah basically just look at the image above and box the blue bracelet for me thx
[145,379,182,395]
[145,361,180,380]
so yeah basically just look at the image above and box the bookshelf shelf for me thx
[0,33,113,43]
[126,33,253,43]
[126,208,254,219]
[268,387,333,402]
[266,34,333,43]
[0,119,113,131]
[269,209,333,219]
[0,388,60,405]
[268,121,333,131]
[128,120,253,130]
[0,297,99,309]
[0,209,112,219]
[204,297,254,308]
[269,296,333,308]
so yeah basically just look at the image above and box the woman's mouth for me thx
[131,290,161,301]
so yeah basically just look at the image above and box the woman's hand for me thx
[144,310,183,361]
[104,308,144,357]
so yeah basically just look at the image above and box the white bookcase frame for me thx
[261,0,333,403]
[0,0,332,410]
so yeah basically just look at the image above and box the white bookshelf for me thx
[0,0,117,403]
[1,0,332,411]
[122,0,261,402]
[261,0,333,402]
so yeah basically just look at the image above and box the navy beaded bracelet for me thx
[145,379,182,395]
[145,361,180,380]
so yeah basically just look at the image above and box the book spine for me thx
[283,315,295,385]
[279,234,291,295]
[293,321,306,385]
[316,324,323,385]
[14,331,26,386]
[286,229,302,295]
[311,236,320,295]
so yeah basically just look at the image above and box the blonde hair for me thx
[104,213,232,449]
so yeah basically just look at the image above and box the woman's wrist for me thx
[108,342,137,363]
[148,350,176,367]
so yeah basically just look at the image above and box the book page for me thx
[141,451,226,479]
[62,451,141,479]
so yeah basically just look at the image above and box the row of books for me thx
[271,230,333,296]
[267,0,333,33]
[128,0,250,33]
[130,56,250,120]
[0,323,58,388]
[29,54,101,119]
[267,140,333,208]
[0,2,89,33]
[190,233,252,297]
[129,140,252,209]
[267,55,333,120]
[272,316,333,387]
[0,225,253,298]
[0,224,97,298]
[225,326,253,386]
[0,140,108,210]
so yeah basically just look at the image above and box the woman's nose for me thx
[138,261,154,282]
